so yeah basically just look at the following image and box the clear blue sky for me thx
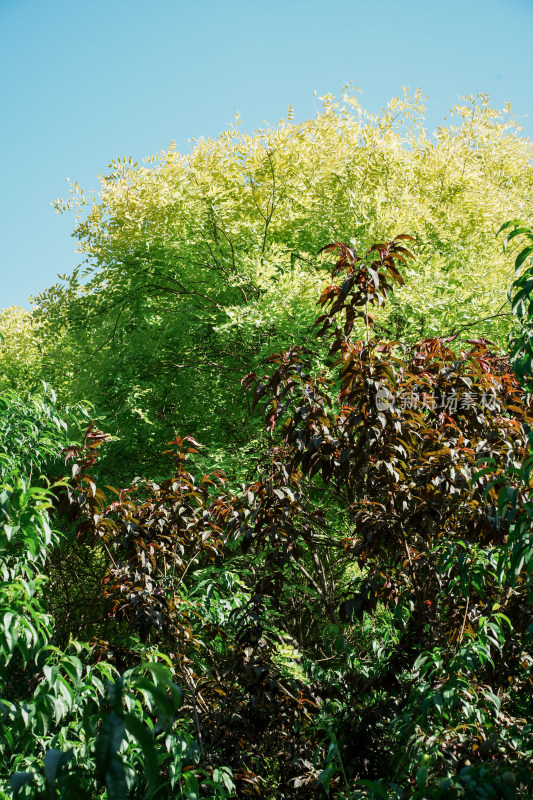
[1,0,532,310]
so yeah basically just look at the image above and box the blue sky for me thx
[1,0,532,310]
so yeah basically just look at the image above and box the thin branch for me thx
[444,303,513,341]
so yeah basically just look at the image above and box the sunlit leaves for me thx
[0,469,230,799]
[30,90,533,477]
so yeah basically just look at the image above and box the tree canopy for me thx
[2,89,533,800]
[31,89,533,478]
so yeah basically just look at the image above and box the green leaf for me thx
[124,713,159,791]
[9,772,34,797]
[316,763,336,795]
[353,779,389,799]
[137,661,172,687]
[496,219,523,236]
[44,748,74,784]
[95,712,125,779]
[515,244,533,272]
[105,758,127,800]
[182,771,200,800]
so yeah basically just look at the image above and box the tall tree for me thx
[54,234,533,797]
[34,90,533,477]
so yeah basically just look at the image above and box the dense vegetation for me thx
[1,91,533,799]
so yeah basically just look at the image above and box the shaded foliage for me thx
[38,232,533,798]
[0,399,233,799]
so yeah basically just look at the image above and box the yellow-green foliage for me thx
[44,88,533,343]
[0,306,43,391]
[273,636,309,684]
[30,89,533,472]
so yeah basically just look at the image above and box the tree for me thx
[0,306,43,393]
[0,398,233,800]
[32,89,533,479]
[53,233,533,797]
